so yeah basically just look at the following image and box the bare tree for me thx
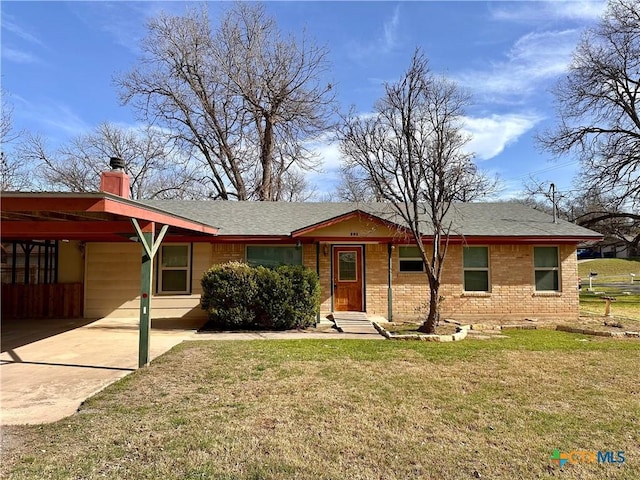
[572,192,640,256]
[339,50,494,334]
[336,167,384,202]
[523,179,640,256]
[19,123,205,199]
[538,0,640,209]
[117,3,335,201]
[1,90,31,191]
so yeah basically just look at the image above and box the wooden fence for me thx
[1,283,83,319]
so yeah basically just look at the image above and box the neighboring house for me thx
[579,236,636,259]
[1,167,603,324]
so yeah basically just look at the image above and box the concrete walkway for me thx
[1,317,382,425]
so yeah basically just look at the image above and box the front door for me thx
[332,246,363,311]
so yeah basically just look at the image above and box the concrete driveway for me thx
[0,317,203,425]
[1,317,382,425]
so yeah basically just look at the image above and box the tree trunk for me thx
[258,118,274,201]
[418,284,440,334]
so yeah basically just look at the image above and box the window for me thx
[246,246,302,268]
[338,251,357,281]
[399,246,425,272]
[158,244,191,294]
[534,246,559,291]
[463,246,489,292]
[1,240,58,285]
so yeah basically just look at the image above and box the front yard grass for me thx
[2,331,639,479]
[580,287,640,321]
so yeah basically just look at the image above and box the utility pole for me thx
[549,183,558,224]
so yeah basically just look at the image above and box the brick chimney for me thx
[100,157,130,198]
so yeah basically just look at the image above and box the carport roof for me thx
[1,192,219,241]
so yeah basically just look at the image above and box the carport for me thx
[1,191,218,367]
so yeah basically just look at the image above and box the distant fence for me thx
[1,283,83,319]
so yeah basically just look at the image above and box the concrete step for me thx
[331,312,380,335]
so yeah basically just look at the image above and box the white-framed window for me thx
[463,246,490,292]
[158,244,191,294]
[399,246,425,272]
[534,246,560,291]
[245,245,302,268]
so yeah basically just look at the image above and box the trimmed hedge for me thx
[200,262,320,330]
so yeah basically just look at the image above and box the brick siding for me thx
[205,242,580,322]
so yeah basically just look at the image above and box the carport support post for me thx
[131,219,168,368]
[387,243,393,321]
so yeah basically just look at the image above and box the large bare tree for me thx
[19,123,204,199]
[339,50,494,334]
[538,0,640,209]
[117,3,335,201]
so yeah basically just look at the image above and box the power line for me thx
[505,159,580,182]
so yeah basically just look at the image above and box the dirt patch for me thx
[0,427,26,460]
[385,321,458,335]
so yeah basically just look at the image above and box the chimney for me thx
[100,157,130,198]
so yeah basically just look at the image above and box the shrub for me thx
[200,262,257,328]
[200,262,320,330]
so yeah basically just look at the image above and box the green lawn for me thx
[580,288,640,321]
[578,258,640,282]
[2,332,639,480]
[578,258,640,320]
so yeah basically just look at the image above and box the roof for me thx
[138,200,603,240]
[1,192,218,240]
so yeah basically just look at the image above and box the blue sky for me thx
[1,0,607,199]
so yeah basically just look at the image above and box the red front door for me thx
[332,246,363,311]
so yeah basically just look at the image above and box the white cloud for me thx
[455,29,580,100]
[68,2,155,55]
[382,5,401,52]
[349,4,402,60]
[313,139,343,172]
[463,112,544,161]
[490,0,606,23]
[303,134,344,198]
[1,13,46,64]
[13,95,91,137]
[1,46,41,64]
[1,14,45,47]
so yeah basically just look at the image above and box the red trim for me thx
[1,221,136,237]
[441,236,603,245]
[2,196,103,212]
[291,210,411,237]
[307,236,406,243]
[205,235,292,243]
[160,234,601,245]
[97,198,217,234]
[1,193,218,236]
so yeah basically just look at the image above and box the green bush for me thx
[200,262,320,330]
[200,262,257,328]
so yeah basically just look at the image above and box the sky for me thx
[1,0,608,200]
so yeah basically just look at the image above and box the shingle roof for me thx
[137,200,602,239]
